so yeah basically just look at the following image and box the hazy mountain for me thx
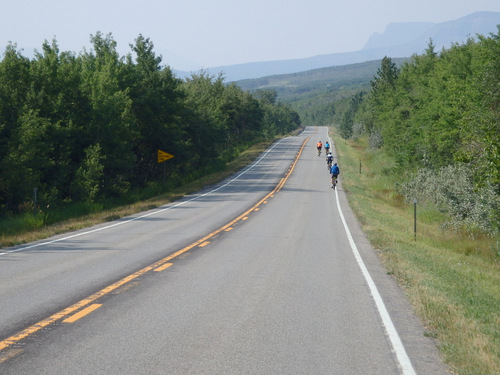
[174,11,500,82]
[362,22,436,50]
[364,11,500,54]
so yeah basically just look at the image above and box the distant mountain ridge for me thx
[362,22,436,50]
[364,11,500,53]
[175,11,500,82]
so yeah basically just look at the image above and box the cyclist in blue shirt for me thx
[330,162,340,189]
[324,141,330,154]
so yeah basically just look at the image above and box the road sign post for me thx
[413,198,417,241]
[34,187,38,219]
[157,150,174,184]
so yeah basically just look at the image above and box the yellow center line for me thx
[198,241,210,247]
[154,263,173,272]
[0,136,310,352]
[0,266,152,351]
[63,304,102,323]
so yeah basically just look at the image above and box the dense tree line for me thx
[337,28,500,235]
[0,33,300,215]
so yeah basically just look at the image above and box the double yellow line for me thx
[0,137,309,353]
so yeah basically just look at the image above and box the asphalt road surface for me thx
[0,127,449,374]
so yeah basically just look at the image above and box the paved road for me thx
[0,127,448,374]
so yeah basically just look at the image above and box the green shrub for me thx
[397,164,500,236]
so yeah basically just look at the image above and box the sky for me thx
[2,0,500,71]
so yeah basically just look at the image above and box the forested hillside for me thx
[0,33,300,218]
[237,59,406,127]
[337,28,500,236]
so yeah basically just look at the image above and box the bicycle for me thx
[331,174,338,190]
[330,163,340,190]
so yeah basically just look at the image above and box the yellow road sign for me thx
[157,149,174,163]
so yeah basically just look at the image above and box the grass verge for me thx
[332,128,500,375]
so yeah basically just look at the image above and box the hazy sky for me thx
[2,0,500,71]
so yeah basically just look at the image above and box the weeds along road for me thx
[0,126,448,374]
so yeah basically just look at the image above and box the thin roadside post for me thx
[413,198,417,241]
[34,187,38,219]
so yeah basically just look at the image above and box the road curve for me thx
[0,127,448,374]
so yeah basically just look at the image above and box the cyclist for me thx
[316,141,323,156]
[326,152,333,169]
[330,162,340,189]
[324,141,330,154]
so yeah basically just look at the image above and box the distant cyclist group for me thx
[317,140,340,189]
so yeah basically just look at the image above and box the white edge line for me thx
[2,138,289,255]
[335,188,417,375]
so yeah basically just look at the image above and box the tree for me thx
[71,144,105,202]
[456,28,500,191]
[371,56,399,98]
[27,39,86,200]
[339,92,364,139]
[126,35,184,184]
[0,44,31,210]
[80,32,136,196]
[181,72,229,165]
[254,89,277,105]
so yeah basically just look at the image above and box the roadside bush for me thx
[369,129,383,149]
[352,122,365,139]
[397,164,500,237]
